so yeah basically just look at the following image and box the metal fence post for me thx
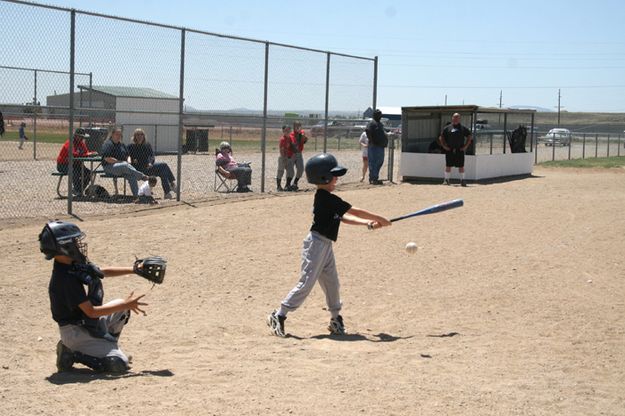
[568,134,571,160]
[552,133,555,161]
[176,28,186,202]
[33,69,37,160]
[67,9,76,215]
[582,133,586,159]
[323,52,330,153]
[88,72,93,126]
[534,134,538,164]
[530,113,535,151]
[618,135,621,157]
[503,113,507,154]
[607,135,610,158]
[595,134,598,158]
[260,42,269,193]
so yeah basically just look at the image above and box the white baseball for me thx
[405,242,418,254]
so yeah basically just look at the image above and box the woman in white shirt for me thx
[358,131,368,182]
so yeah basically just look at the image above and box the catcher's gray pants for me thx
[58,303,130,364]
[293,152,304,179]
[276,155,294,180]
[281,231,342,316]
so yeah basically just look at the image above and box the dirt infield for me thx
[1,166,624,415]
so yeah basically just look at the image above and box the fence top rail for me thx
[4,0,375,62]
[0,64,91,76]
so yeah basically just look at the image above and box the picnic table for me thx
[75,155,103,196]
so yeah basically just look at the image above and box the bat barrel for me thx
[390,199,463,222]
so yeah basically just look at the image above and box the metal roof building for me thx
[47,86,180,152]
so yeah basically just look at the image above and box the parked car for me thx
[310,120,371,138]
[541,128,572,146]
[310,120,349,138]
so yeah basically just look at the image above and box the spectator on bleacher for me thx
[100,127,149,198]
[127,128,176,200]
[215,141,252,192]
[56,128,98,196]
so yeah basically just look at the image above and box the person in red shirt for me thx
[56,128,97,196]
[289,121,308,191]
[276,125,295,191]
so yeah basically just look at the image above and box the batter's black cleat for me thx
[460,180,467,187]
[328,315,346,335]
[56,341,74,372]
[267,310,286,337]
[442,179,450,186]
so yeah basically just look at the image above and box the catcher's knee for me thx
[103,356,128,374]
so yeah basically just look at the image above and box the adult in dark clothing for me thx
[365,109,388,185]
[100,128,149,198]
[439,113,472,187]
[127,128,176,199]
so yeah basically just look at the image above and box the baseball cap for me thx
[74,128,90,138]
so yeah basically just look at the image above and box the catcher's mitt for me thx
[134,256,167,284]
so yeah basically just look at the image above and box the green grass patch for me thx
[0,131,69,144]
[540,156,625,169]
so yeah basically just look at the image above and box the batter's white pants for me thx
[281,231,342,315]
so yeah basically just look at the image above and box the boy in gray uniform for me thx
[40,221,148,373]
[267,153,391,337]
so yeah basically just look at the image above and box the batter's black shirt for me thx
[310,189,352,242]
[48,261,103,327]
[441,123,471,150]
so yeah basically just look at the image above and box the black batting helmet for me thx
[305,153,347,185]
[39,220,88,263]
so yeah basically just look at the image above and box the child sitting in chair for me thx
[215,141,252,193]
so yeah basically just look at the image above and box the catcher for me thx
[39,220,166,374]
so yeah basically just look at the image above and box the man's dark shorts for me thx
[445,149,465,168]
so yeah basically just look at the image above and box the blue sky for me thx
[3,0,625,113]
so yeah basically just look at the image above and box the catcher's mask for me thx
[39,220,88,263]
[305,153,347,185]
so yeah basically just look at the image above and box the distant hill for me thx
[509,105,554,112]
[533,112,625,134]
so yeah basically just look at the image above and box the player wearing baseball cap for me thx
[267,153,391,337]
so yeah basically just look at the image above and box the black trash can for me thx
[186,129,209,152]
[84,128,109,153]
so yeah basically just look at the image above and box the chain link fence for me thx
[0,0,380,220]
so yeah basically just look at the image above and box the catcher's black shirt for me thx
[49,261,103,326]
[310,189,352,242]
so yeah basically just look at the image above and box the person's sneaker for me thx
[56,341,74,372]
[328,315,346,335]
[290,184,299,191]
[164,192,174,199]
[277,185,284,192]
[442,179,450,186]
[267,310,286,337]
[460,180,467,187]
[169,180,177,191]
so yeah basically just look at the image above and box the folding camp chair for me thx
[214,166,238,193]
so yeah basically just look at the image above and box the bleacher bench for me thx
[52,170,128,198]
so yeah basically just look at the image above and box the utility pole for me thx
[498,90,503,124]
[557,89,561,126]
[444,94,447,106]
